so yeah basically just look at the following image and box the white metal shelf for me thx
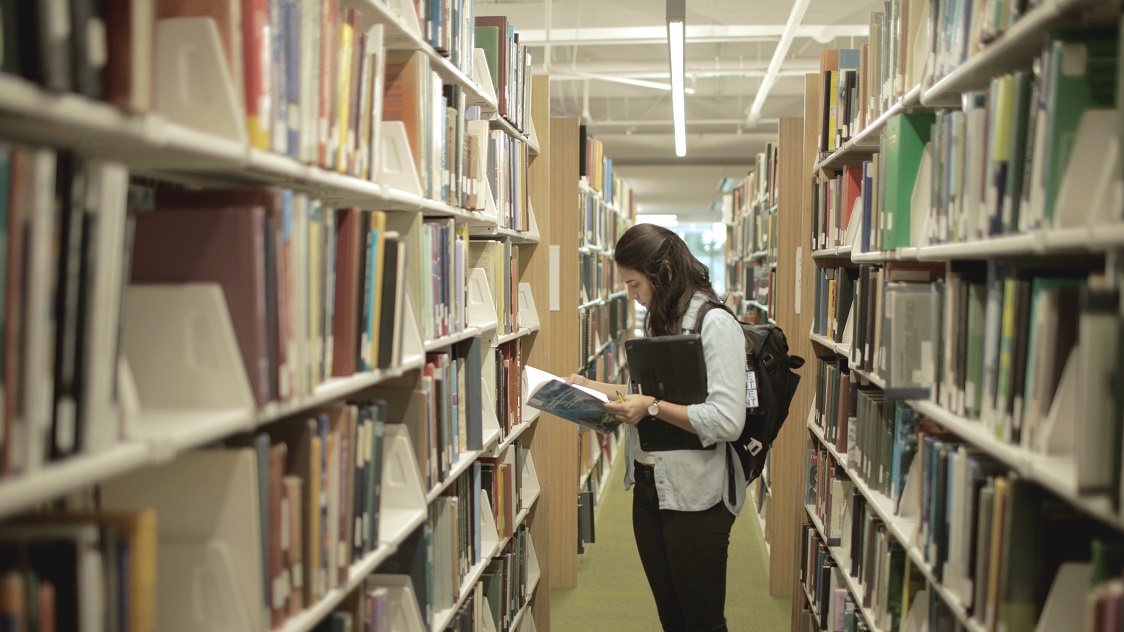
[0,351,438,521]
[808,332,850,358]
[468,225,540,244]
[0,70,512,228]
[425,449,488,504]
[811,245,855,260]
[495,326,537,346]
[0,443,150,520]
[490,116,535,148]
[424,325,493,352]
[489,418,536,457]
[849,366,888,390]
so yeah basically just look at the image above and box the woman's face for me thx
[620,267,654,308]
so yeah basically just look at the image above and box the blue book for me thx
[890,402,920,510]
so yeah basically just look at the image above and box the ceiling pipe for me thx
[745,0,814,125]
[552,71,697,94]
[515,24,868,46]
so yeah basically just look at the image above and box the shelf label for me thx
[795,247,803,315]
[549,245,561,311]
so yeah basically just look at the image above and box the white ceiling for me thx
[478,0,878,220]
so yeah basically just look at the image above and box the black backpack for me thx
[692,301,804,488]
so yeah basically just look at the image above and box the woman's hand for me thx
[565,374,586,387]
[603,395,654,426]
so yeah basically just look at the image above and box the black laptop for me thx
[625,334,714,452]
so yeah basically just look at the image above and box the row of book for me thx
[812,267,856,344]
[579,297,629,368]
[2,0,494,176]
[308,580,390,632]
[834,256,1124,506]
[578,127,636,215]
[0,147,132,476]
[469,240,521,336]
[428,478,481,619]
[419,219,469,342]
[578,251,621,306]
[929,0,1066,86]
[579,186,629,251]
[375,481,535,632]
[480,444,525,542]
[805,350,1124,632]
[810,164,862,252]
[80,399,387,631]
[479,525,534,631]
[924,31,1118,245]
[368,343,486,493]
[493,341,525,442]
[839,262,938,399]
[0,509,156,632]
[816,30,1118,254]
[817,0,926,158]
[134,191,409,407]
[728,199,776,263]
[475,16,533,131]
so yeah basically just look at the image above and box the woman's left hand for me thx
[602,395,653,426]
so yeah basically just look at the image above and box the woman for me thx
[568,223,747,632]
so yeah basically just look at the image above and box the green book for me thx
[474,25,501,98]
[1042,29,1118,224]
[881,113,936,250]
[997,480,1044,632]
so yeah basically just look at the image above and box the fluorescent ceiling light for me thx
[668,20,686,157]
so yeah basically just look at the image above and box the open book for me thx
[523,366,621,434]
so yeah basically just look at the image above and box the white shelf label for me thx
[549,245,561,311]
[795,247,803,316]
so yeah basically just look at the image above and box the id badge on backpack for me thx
[746,369,761,411]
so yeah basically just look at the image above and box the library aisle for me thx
[551,449,791,631]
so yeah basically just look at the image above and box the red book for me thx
[242,0,271,148]
[131,207,270,406]
[318,0,340,167]
[840,165,863,244]
[155,188,291,401]
[331,209,362,377]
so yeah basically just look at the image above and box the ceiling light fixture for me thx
[667,0,687,157]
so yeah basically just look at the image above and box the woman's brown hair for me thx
[614,223,720,336]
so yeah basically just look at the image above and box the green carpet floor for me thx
[550,451,791,631]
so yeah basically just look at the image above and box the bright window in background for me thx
[634,215,729,297]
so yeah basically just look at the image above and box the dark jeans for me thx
[632,461,737,632]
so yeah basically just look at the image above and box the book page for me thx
[523,366,619,434]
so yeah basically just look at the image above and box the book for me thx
[130,205,271,406]
[522,366,619,434]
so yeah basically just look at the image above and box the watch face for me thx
[648,401,659,416]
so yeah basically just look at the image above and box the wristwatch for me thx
[647,398,661,417]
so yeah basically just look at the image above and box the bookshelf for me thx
[0,3,551,631]
[575,129,633,560]
[797,1,1124,629]
[725,152,779,326]
[721,115,813,603]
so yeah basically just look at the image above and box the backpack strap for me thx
[689,300,727,335]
